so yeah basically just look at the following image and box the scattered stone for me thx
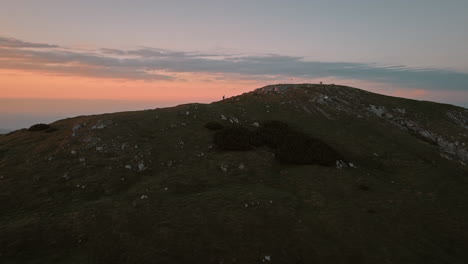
[394,108,406,114]
[229,117,239,124]
[92,119,112,129]
[447,111,468,129]
[336,160,348,169]
[220,115,227,120]
[140,195,148,199]
[368,105,386,117]
[96,146,103,151]
[138,161,146,171]
[70,150,77,155]
[238,163,245,170]
[349,163,357,168]
[72,124,83,136]
[252,122,260,127]
[220,164,229,172]
[125,165,132,170]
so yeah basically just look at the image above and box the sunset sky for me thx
[1,0,468,130]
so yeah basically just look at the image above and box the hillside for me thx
[1,83,468,264]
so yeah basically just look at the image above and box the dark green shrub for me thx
[28,124,50,131]
[213,126,254,150]
[45,127,58,133]
[212,120,343,166]
[256,120,291,148]
[275,132,341,166]
[204,121,223,130]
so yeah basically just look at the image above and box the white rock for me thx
[71,150,77,155]
[264,256,271,261]
[368,105,386,117]
[72,124,82,131]
[252,122,260,127]
[125,165,132,170]
[220,164,228,172]
[138,161,146,171]
[336,160,348,169]
[72,124,83,136]
[96,146,103,151]
[140,195,148,199]
[94,120,113,129]
[221,115,227,120]
[239,163,245,170]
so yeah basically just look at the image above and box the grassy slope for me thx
[0,84,467,263]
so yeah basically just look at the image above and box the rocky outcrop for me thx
[367,105,468,163]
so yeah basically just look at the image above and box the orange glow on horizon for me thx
[2,69,466,110]
[0,69,265,102]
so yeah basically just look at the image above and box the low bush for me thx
[255,120,291,148]
[204,121,223,130]
[212,120,343,166]
[45,127,59,133]
[213,126,254,150]
[28,124,50,131]
[275,132,342,166]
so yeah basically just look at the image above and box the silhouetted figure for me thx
[222,95,225,101]
[320,81,323,85]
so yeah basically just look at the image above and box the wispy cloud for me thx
[0,36,58,48]
[1,36,468,91]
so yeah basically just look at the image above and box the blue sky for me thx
[2,0,467,70]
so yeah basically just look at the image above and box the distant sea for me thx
[0,129,11,135]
